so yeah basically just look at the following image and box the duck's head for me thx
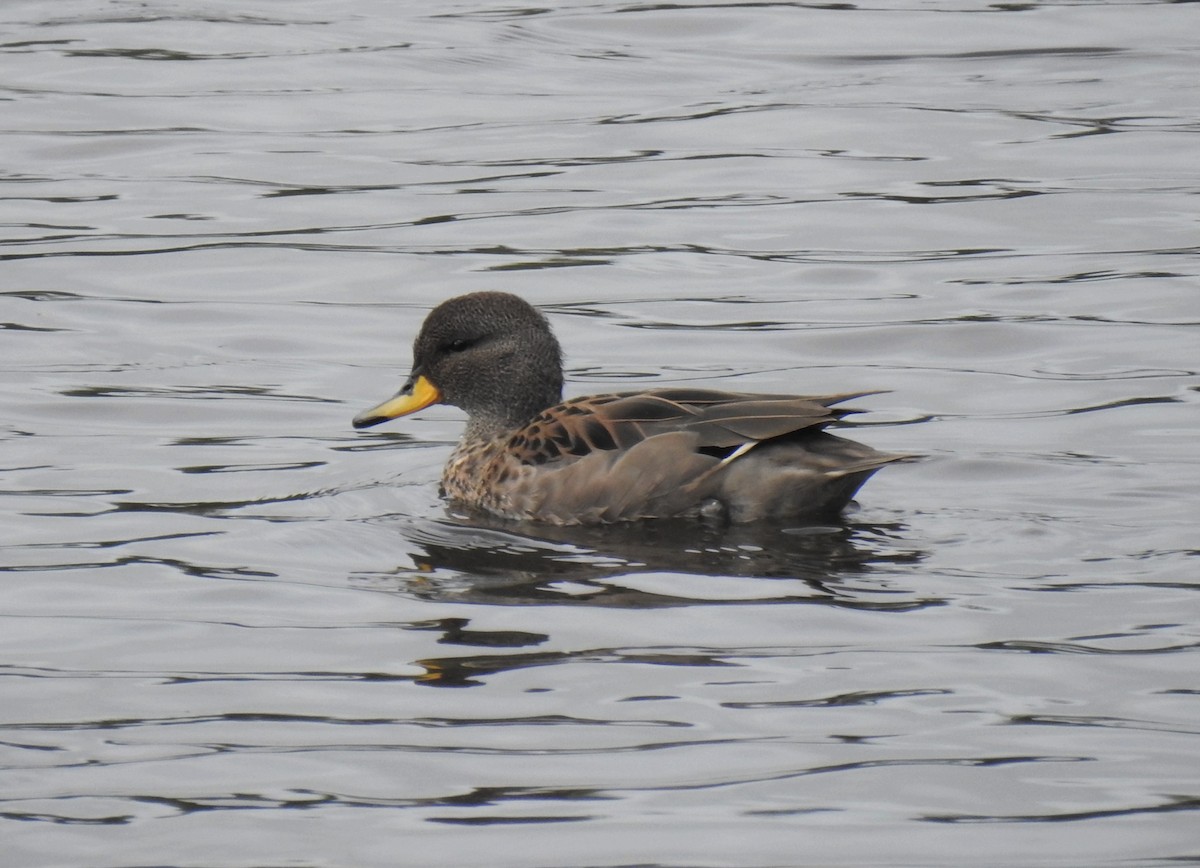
[352,291,564,440]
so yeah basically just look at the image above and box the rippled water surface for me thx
[3,1,1198,866]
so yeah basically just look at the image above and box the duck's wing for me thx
[492,389,897,524]
[506,388,880,466]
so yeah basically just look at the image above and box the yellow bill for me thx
[352,374,441,429]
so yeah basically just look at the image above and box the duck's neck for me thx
[464,376,561,442]
[460,330,563,442]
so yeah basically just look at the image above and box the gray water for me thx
[2,2,1198,866]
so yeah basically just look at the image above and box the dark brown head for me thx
[353,292,564,440]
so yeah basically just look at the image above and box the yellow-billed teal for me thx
[354,291,912,525]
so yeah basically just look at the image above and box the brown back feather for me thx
[506,388,881,466]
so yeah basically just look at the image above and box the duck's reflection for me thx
[359,510,928,611]
[354,512,932,687]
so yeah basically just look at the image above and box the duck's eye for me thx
[445,338,473,353]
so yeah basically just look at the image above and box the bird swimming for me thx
[353,291,911,525]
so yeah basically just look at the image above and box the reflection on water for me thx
[2,1,1198,866]
[367,513,931,610]
[366,514,938,688]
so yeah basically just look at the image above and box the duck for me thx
[353,291,912,525]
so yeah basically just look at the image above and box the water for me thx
[2,1,1198,866]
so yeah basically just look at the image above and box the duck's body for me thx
[354,292,910,526]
